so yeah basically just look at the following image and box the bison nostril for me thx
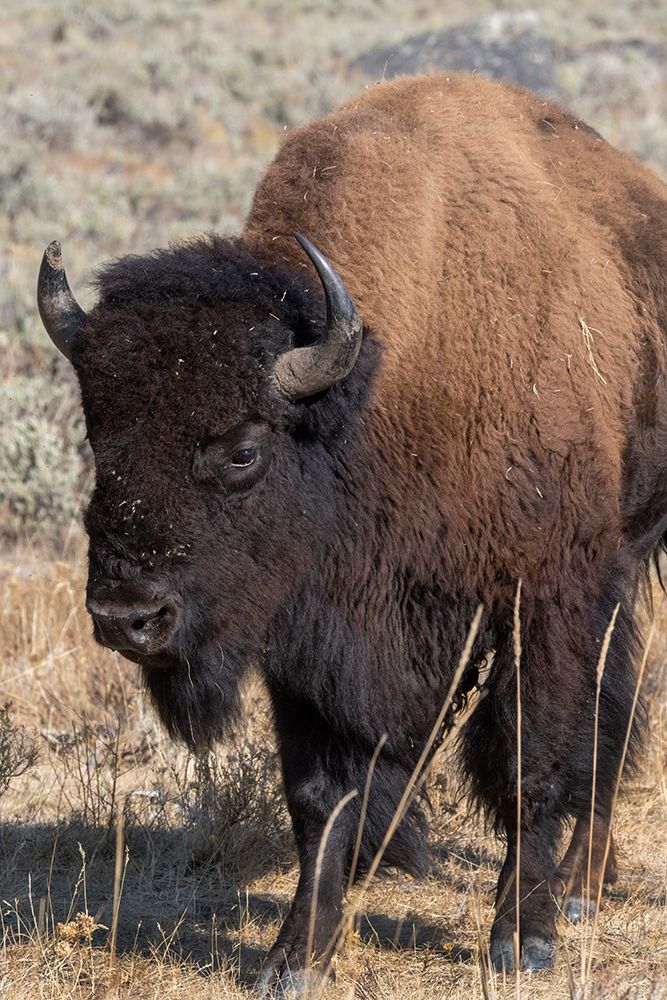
[131,606,171,634]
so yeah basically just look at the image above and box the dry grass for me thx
[0,544,665,999]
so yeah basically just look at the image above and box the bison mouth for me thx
[118,648,176,671]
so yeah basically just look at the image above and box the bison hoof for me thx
[490,935,556,974]
[563,896,596,924]
[255,964,332,997]
[521,935,556,972]
[490,938,516,973]
[278,968,331,997]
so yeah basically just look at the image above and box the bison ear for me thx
[273,234,363,399]
[37,241,87,362]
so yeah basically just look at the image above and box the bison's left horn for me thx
[274,234,363,399]
[37,240,87,362]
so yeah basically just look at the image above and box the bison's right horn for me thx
[273,234,363,399]
[37,240,87,362]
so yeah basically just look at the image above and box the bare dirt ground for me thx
[1,2,666,998]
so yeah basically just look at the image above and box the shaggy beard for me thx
[141,642,246,750]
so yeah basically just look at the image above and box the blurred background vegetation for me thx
[2,0,666,543]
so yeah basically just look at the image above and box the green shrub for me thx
[0,376,88,541]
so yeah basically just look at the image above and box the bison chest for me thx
[265,578,484,748]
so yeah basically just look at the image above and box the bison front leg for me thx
[489,810,560,973]
[461,619,579,973]
[255,809,350,996]
[256,692,355,996]
[463,593,636,973]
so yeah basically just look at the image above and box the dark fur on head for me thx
[79,234,379,751]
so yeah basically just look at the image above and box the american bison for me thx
[38,73,666,988]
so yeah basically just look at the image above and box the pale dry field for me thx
[0,548,665,999]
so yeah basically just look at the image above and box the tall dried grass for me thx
[0,548,665,999]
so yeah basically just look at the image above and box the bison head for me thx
[37,234,367,747]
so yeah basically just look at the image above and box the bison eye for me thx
[229,447,257,468]
[192,419,270,493]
